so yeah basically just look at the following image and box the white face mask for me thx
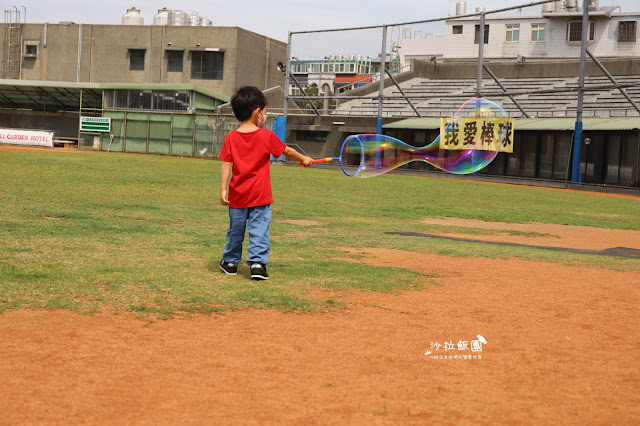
[257,109,267,128]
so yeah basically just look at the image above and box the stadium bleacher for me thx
[332,75,640,118]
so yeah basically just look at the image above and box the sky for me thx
[11,0,627,57]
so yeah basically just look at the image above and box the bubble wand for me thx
[297,98,513,178]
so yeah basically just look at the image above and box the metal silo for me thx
[455,1,467,16]
[122,7,144,25]
[168,10,187,26]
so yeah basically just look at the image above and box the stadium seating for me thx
[332,75,640,118]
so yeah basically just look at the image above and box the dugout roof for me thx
[0,79,229,112]
[384,117,640,131]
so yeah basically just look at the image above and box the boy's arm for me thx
[220,161,232,206]
[283,146,314,167]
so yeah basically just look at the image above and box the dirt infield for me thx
[419,217,640,251]
[2,221,639,424]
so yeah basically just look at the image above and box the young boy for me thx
[219,86,313,280]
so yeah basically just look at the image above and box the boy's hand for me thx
[220,189,230,206]
[300,156,314,167]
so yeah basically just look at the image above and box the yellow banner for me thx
[440,117,514,153]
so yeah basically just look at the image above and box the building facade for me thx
[0,22,286,97]
[0,18,286,156]
[287,48,403,100]
[401,1,639,64]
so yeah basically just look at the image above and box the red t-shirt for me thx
[218,128,286,208]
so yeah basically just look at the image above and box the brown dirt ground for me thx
[2,220,640,424]
[419,217,640,251]
[0,145,87,154]
[1,145,639,424]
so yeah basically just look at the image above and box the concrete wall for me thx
[0,23,287,97]
[286,115,384,159]
[236,29,287,92]
[412,56,640,79]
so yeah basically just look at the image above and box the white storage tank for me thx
[475,6,486,13]
[122,7,144,25]
[455,1,467,16]
[188,12,202,26]
[168,10,187,26]
[202,18,212,26]
[153,8,169,25]
[565,0,578,9]
[542,2,556,13]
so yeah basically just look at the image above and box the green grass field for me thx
[1,150,639,318]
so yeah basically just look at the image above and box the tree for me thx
[303,85,323,111]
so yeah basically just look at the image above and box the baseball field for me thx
[1,146,639,424]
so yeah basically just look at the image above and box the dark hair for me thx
[230,86,267,121]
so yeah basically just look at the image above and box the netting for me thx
[90,111,283,158]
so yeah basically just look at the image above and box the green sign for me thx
[80,116,111,132]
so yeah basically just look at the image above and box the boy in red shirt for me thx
[219,86,313,280]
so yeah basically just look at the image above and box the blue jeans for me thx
[222,204,272,265]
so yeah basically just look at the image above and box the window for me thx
[191,51,224,80]
[567,21,595,42]
[24,44,38,56]
[104,90,190,111]
[474,24,490,44]
[505,24,520,42]
[167,50,183,72]
[531,23,546,42]
[290,85,301,96]
[452,25,463,34]
[129,49,146,71]
[618,21,637,42]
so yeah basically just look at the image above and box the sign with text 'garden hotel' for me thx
[80,117,111,132]
[0,128,54,147]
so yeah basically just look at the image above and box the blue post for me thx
[374,119,384,168]
[572,0,589,185]
[571,121,583,184]
[273,115,286,161]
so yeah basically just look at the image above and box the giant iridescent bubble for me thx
[335,98,512,178]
